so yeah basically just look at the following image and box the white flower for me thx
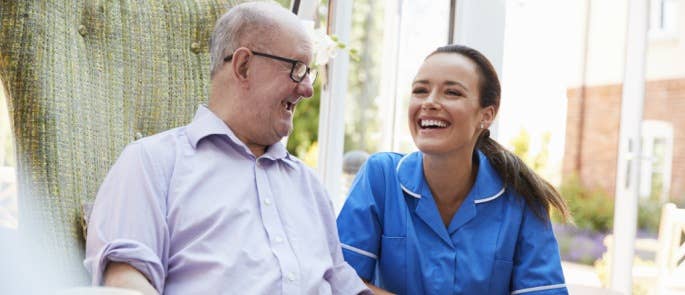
[301,20,340,66]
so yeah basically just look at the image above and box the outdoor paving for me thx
[562,261,616,294]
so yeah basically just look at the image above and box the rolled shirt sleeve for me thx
[324,249,372,295]
[313,180,370,295]
[84,142,170,293]
[510,205,568,294]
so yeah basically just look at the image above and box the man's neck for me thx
[247,144,267,158]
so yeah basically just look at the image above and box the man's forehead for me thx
[270,26,313,62]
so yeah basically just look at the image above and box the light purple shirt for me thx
[84,105,368,295]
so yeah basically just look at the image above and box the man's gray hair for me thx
[209,1,285,78]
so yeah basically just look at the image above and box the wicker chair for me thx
[0,0,226,287]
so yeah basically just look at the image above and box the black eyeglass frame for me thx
[224,50,317,83]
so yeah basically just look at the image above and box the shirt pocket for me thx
[489,259,513,294]
[379,235,407,294]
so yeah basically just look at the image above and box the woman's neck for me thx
[423,149,478,226]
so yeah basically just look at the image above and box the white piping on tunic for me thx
[396,153,422,199]
[511,283,566,294]
[395,153,412,174]
[341,243,378,260]
[474,186,506,204]
[400,185,422,199]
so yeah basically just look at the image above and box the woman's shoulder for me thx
[364,152,406,171]
[367,151,405,162]
[351,152,411,197]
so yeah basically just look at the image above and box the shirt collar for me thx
[185,104,296,168]
[396,149,505,204]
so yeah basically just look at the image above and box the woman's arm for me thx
[364,280,395,295]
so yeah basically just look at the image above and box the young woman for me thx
[336,44,571,295]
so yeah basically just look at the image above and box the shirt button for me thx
[275,236,284,243]
[286,272,296,281]
[264,198,272,206]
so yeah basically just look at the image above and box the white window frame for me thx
[639,120,674,202]
[649,0,679,39]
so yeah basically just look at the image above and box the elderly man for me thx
[84,2,368,295]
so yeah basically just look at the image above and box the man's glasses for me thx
[224,50,317,83]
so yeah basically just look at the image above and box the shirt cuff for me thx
[325,261,371,295]
[84,239,165,293]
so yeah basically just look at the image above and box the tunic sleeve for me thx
[510,204,568,295]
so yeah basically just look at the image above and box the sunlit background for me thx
[1,0,684,294]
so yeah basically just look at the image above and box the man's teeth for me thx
[420,119,447,128]
[284,101,294,111]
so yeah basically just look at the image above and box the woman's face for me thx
[408,52,492,157]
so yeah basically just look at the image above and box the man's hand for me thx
[104,262,159,295]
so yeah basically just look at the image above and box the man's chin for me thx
[275,125,293,141]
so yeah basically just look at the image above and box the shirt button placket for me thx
[255,158,301,294]
[286,272,296,282]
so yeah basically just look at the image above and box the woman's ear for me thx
[231,47,251,85]
[480,105,496,129]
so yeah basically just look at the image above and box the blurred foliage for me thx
[553,175,662,234]
[288,0,385,159]
[509,129,550,173]
[637,197,662,235]
[510,128,661,234]
[301,142,319,168]
[554,175,614,233]
[288,78,321,157]
[554,223,607,265]
[343,0,383,154]
[273,0,292,8]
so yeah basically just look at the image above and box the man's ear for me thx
[231,47,251,85]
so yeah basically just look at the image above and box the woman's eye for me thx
[446,90,462,96]
[412,88,428,94]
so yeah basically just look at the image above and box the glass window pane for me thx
[391,1,451,153]
[340,0,451,200]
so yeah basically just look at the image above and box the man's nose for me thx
[296,76,314,98]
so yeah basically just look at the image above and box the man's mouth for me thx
[283,100,295,112]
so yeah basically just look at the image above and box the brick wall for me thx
[564,78,685,204]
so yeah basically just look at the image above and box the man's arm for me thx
[85,143,169,292]
[104,262,159,295]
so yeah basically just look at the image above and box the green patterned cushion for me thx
[0,0,227,285]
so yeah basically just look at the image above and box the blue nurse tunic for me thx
[336,150,568,295]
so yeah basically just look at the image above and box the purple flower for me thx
[553,223,607,265]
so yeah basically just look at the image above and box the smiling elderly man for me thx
[84,2,368,294]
